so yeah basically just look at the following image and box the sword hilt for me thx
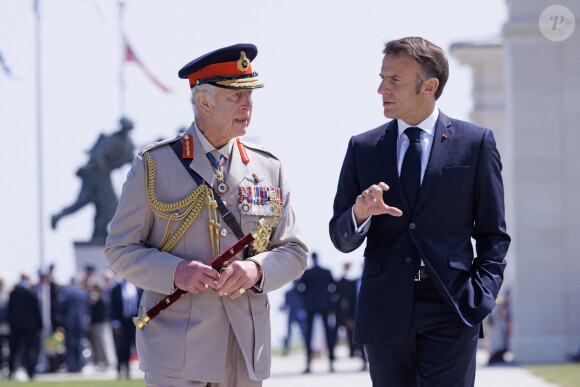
[133,313,151,331]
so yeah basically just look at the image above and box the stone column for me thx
[503,0,580,362]
[451,42,515,363]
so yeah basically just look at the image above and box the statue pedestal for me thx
[73,242,110,275]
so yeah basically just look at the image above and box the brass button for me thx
[220,229,228,238]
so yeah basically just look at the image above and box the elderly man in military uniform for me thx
[105,43,308,387]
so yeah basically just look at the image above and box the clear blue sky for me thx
[0,0,507,346]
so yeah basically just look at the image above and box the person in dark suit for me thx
[329,37,511,386]
[7,274,43,380]
[280,280,307,356]
[296,252,337,373]
[110,279,142,379]
[58,275,91,373]
[336,263,366,369]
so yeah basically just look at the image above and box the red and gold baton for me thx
[133,218,275,331]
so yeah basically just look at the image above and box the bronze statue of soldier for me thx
[51,117,135,243]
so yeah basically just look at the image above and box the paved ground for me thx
[20,347,558,386]
[266,348,559,387]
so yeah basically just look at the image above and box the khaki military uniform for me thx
[105,124,308,383]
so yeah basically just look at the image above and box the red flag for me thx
[0,49,14,78]
[124,39,171,93]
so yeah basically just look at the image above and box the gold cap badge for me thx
[237,51,250,72]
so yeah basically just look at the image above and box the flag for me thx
[124,39,171,93]
[0,50,14,78]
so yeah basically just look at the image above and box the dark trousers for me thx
[8,332,40,378]
[365,278,479,387]
[64,329,84,372]
[305,310,336,363]
[283,315,307,353]
[114,317,136,374]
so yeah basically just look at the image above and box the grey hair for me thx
[191,84,218,116]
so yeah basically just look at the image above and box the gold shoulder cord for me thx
[144,152,221,257]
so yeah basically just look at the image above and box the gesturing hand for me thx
[353,182,402,226]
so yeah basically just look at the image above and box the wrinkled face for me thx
[377,53,430,126]
[205,88,253,148]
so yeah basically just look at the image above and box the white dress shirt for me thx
[352,107,439,233]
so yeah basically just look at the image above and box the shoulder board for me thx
[138,136,180,156]
[241,139,279,160]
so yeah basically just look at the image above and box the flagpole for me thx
[34,0,53,358]
[34,0,45,274]
[118,0,126,117]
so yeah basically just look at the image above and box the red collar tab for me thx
[237,138,250,163]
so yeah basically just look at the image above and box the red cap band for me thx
[188,61,253,87]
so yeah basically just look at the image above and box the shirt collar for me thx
[397,106,439,138]
[193,122,234,159]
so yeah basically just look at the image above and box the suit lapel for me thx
[379,120,411,215]
[414,111,453,214]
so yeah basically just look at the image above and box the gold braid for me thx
[144,152,220,256]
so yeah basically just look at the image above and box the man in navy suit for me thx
[296,252,338,373]
[329,37,510,386]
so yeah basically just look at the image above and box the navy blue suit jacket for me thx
[329,112,510,345]
[297,265,336,313]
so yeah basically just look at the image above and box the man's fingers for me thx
[377,182,390,191]
[386,206,403,217]
[199,277,217,291]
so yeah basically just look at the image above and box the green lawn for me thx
[524,363,580,387]
[0,380,144,387]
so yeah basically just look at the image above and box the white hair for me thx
[191,84,218,116]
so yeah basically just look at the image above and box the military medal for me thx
[238,186,282,216]
[207,151,230,196]
[214,169,230,196]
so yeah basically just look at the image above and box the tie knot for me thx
[209,150,222,160]
[405,127,421,142]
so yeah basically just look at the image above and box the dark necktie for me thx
[400,127,422,209]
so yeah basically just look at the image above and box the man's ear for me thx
[422,77,439,97]
[195,92,212,115]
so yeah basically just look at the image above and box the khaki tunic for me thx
[105,124,308,382]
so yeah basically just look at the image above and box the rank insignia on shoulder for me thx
[182,134,194,159]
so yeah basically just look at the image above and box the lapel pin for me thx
[244,173,264,184]
[441,134,448,142]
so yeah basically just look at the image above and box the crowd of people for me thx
[0,264,141,381]
[280,252,367,373]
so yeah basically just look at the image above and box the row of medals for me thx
[213,164,279,218]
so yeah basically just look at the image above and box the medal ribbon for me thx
[206,152,226,169]
[239,187,282,204]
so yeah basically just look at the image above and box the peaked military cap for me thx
[178,43,264,89]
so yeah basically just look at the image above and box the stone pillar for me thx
[449,42,511,243]
[503,0,580,362]
[450,42,515,363]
